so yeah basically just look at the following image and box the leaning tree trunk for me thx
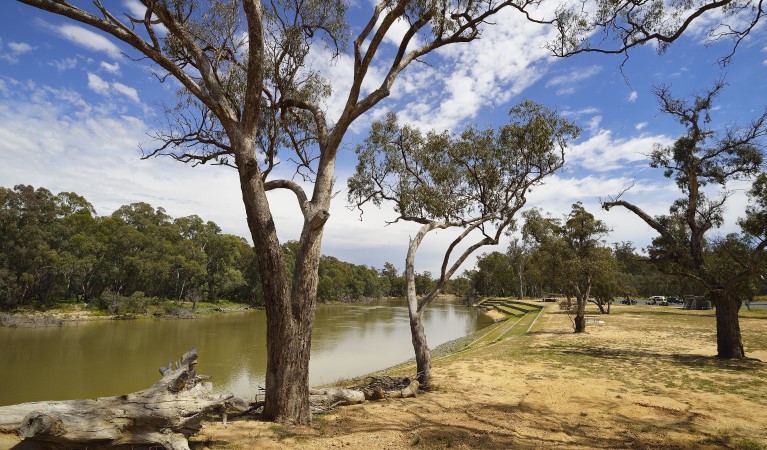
[0,349,246,450]
[409,308,432,388]
[711,290,745,359]
[405,265,431,387]
[404,225,437,389]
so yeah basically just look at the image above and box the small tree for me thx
[523,204,615,332]
[603,82,767,358]
[348,102,578,387]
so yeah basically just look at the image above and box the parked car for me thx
[667,296,682,304]
[648,295,666,305]
[620,299,638,305]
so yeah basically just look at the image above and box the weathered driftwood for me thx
[0,348,247,450]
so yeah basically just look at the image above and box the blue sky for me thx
[0,1,766,274]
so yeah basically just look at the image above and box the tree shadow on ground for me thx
[549,344,765,372]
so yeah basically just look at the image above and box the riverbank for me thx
[0,301,255,327]
[185,303,767,449]
[0,294,466,328]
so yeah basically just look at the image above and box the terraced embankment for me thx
[464,298,543,349]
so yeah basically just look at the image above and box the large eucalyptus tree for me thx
[348,102,578,387]
[603,82,767,358]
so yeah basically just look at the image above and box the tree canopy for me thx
[603,82,767,357]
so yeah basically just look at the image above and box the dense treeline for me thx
[469,239,767,301]
[0,185,435,311]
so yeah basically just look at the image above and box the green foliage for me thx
[470,252,516,297]
[632,83,767,302]
[519,203,617,307]
[348,102,579,225]
[0,184,418,311]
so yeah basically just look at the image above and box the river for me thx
[0,298,490,406]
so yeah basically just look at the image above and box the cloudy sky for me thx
[0,1,766,275]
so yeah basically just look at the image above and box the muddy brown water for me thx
[0,299,490,406]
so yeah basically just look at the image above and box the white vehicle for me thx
[648,295,668,306]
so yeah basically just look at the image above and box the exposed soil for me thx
[190,304,767,450]
[2,304,766,449]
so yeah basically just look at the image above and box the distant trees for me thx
[348,102,578,387]
[471,252,516,298]
[1,185,406,311]
[603,82,767,358]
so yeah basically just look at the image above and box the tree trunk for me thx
[0,349,246,450]
[406,267,432,388]
[235,148,319,425]
[573,294,587,333]
[712,290,745,359]
[593,300,607,314]
[409,308,432,388]
[404,224,438,389]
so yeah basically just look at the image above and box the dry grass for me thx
[3,303,765,450]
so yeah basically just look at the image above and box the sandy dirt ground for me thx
[2,303,766,449]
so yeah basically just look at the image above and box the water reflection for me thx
[0,299,490,405]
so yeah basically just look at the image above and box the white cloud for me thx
[389,5,560,131]
[86,72,140,103]
[546,65,602,96]
[8,42,32,54]
[53,23,122,58]
[49,57,78,71]
[87,72,110,95]
[381,16,423,52]
[0,80,247,242]
[628,90,638,102]
[100,61,120,74]
[0,40,34,63]
[635,122,648,131]
[123,0,168,35]
[685,5,763,45]
[587,115,602,132]
[562,107,599,118]
[569,129,673,173]
[112,82,140,102]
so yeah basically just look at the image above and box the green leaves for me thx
[348,101,579,226]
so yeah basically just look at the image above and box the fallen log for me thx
[305,377,419,413]
[0,348,247,450]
